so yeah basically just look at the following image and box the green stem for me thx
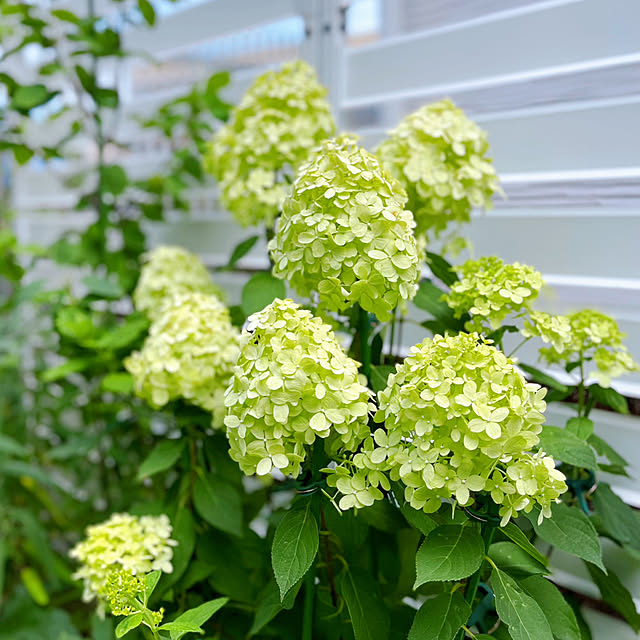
[358,305,371,381]
[577,358,585,418]
[388,307,398,364]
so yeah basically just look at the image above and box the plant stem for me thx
[358,305,371,381]
[388,307,398,363]
[577,358,585,417]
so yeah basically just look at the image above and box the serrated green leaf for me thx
[408,590,470,640]
[143,570,161,604]
[492,568,554,640]
[591,482,640,549]
[586,563,640,632]
[272,503,318,600]
[518,364,569,393]
[115,612,143,638]
[588,433,628,471]
[538,425,597,471]
[401,504,438,536]
[224,235,259,270]
[414,524,484,588]
[193,475,242,537]
[137,440,184,480]
[159,597,228,640]
[241,272,286,316]
[249,580,301,636]
[489,541,549,578]
[370,364,394,394]
[519,575,581,640]
[425,251,458,287]
[589,384,629,414]
[526,503,604,571]
[565,417,594,440]
[339,567,390,640]
[413,280,461,329]
[161,509,195,591]
[501,522,549,568]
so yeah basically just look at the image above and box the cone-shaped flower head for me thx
[444,256,544,332]
[205,60,335,227]
[524,309,638,387]
[269,136,421,321]
[70,513,177,613]
[224,298,373,477]
[328,333,566,525]
[125,292,240,423]
[376,99,501,238]
[133,245,224,321]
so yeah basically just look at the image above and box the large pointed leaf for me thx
[193,475,242,537]
[492,568,554,640]
[519,575,581,640]
[408,590,471,640]
[137,440,184,480]
[272,503,318,600]
[538,426,597,471]
[586,564,640,632]
[526,503,604,571]
[501,522,549,568]
[115,613,143,638]
[488,542,548,578]
[414,524,484,588]
[339,568,390,640]
[159,597,228,640]
[591,482,640,549]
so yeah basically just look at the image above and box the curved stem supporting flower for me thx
[358,305,372,381]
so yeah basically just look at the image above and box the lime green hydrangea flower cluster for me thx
[328,333,566,525]
[125,293,239,423]
[444,257,544,332]
[224,299,373,477]
[269,136,421,321]
[70,513,177,613]
[205,60,335,227]
[133,245,224,321]
[376,99,501,238]
[105,570,164,624]
[524,309,638,387]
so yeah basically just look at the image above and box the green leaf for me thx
[101,165,127,196]
[586,563,640,632]
[13,144,34,165]
[588,434,628,472]
[241,272,286,316]
[159,598,228,640]
[492,567,554,640]
[538,425,597,471]
[501,522,549,568]
[425,252,458,287]
[102,372,134,394]
[224,235,259,270]
[162,509,195,590]
[370,364,394,394]
[137,440,184,480]
[519,575,581,640]
[565,417,594,440]
[249,580,300,636]
[20,567,49,606]
[408,590,471,640]
[81,274,124,299]
[51,9,80,23]
[143,571,161,604]
[591,482,640,548]
[272,503,318,600]
[0,539,7,598]
[0,434,27,457]
[74,65,95,94]
[589,383,629,414]
[400,504,438,537]
[339,567,390,640]
[489,541,549,578]
[91,615,114,640]
[115,612,143,638]
[526,503,604,571]
[43,357,93,382]
[518,364,570,393]
[193,474,242,537]
[414,524,484,588]
[11,84,51,111]
[137,0,156,25]
[413,280,461,329]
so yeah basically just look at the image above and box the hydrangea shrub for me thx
[269,136,421,321]
[376,99,501,238]
[125,292,239,422]
[224,298,373,477]
[133,245,225,321]
[205,60,335,227]
[329,333,566,525]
